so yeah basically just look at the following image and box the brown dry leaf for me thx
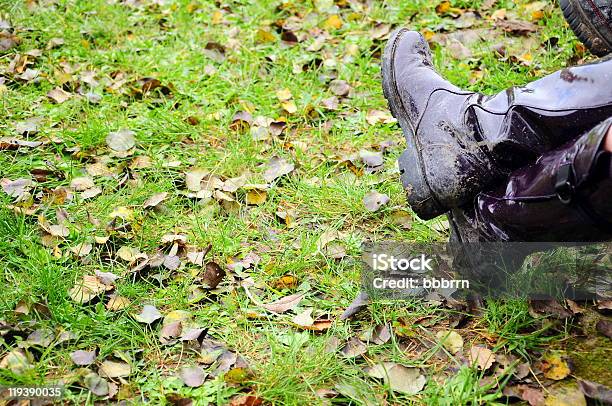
[106,295,131,311]
[495,19,538,36]
[468,345,495,371]
[272,275,298,289]
[230,111,253,131]
[69,275,111,304]
[529,298,572,319]
[365,109,396,126]
[70,349,97,366]
[261,293,304,313]
[363,190,390,212]
[143,192,168,209]
[47,87,71,104]
[341,337,367,358]
[340,291,369,320]
[0,32,21,52]
[116,246,143,263]
[178,366,206,387]
[359,150,383,167]
[577,380,612,405]
[70,242,93,257]
[70,176,95,191]
[596,319,612,338]
[99,360,131,378]
[201,261,226,289]
[2,178,33,199]
[540,353,571,381]
[329,79,350,96]
[263,157,294,182]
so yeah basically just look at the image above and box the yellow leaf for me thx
[541,354,571,380]
[256,29,276,43]
[435,1,450,14]
[246,189,267,205]
[531,10,544,21]
[276,88,292,101]
[211,10,223,24]
[281,100,297,114]
[323,14,343,30]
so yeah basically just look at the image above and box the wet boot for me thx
[382,29,612,220]
[560,0,612,56]
[450,117,612,242]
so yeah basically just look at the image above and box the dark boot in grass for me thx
[450,117,612,242]
[560,0,612,56]
[382,29,612,220]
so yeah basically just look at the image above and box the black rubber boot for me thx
[450,117,612,242]
[382,29,612,220]
[560,0,612,56]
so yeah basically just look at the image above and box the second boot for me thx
[382,29,612,220]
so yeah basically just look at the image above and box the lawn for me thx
[0,0,610,404]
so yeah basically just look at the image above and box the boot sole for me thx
[382,28,446,220]
[559,0,612,56]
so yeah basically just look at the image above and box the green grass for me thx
[0,0,597,404]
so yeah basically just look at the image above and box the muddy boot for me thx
[382,29,612,220]
[560,0,612,56]
[450,117,612,242]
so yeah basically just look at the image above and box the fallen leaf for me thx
[69,275,110,304]
[495,19,538,36]
[47,87,71,104]
[70,176,95,191]
[596,319,612,338]
[436,330,463,354]
[99,360,131,378]
[2,178,33,198]
[0,349,33,374]
[133,305,162,324]
[143,192,168,209]
[365,109,396,126]
[84,372,109,396]
[323,14,343,30]
[292,308,314,326]
[469,345,495,371]
[275,88,292,101]
[261,293,304,313]
[545,381,586,406]
[329,79,350,96]
[363,190,390,212]
[359,150,383,167]
[106,129,136,152]
[540,353,570,381]
[341,337,367,358]
[263,157,294,182]
[340,291,369,320]
[202,261,225,289]
[365,362,426,395]
[578,380,612,404]
[71,349,96,366]
[0,32,21,52]
[106,295,131,311]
